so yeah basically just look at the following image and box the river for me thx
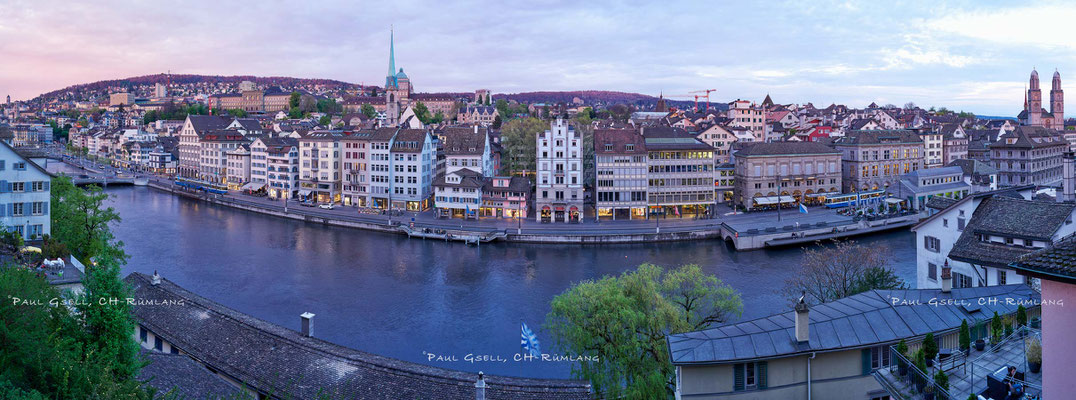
[90,180,914,379]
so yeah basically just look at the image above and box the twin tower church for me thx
[1020,68,1065,130]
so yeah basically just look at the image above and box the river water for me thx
[87,177,914,378]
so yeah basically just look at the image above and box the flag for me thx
[521,321,541,357]
[674,206,681,217]
[799,203,808,214]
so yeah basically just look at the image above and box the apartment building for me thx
[833,130,924,192]
[250,137,300,199]
[440,126,494,176]
[594,128,648,220]
[732,142,842,210]
[535,117,583,222]
[388,129,435,211]
[297,130,346,204]
[727,100,766,142]
[990,125,1065,186]
[178,115,230,179]
[365,127,397,209]
[920,130,945,168]
[643,126,714,218]
[341,130,373,207]
[198,130,247,188]
[0,141,51,240]
[225,144,251,190]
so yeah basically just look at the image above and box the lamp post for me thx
[517,195,522,234]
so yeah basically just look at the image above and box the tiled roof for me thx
[484,176,531,193]
[641,126,712,150]
[1012,235,1076,282]
[186,115,231,135]
[138,351,242,399]
[668,285,1037,365]
[391,129,428,153]
[440,127,486,156]
[594,128,646,155]
[435,168,485,188]
[124,273,592,400]
[948,196,1075,268]
[834,130,923,145]
[734,141,840,157]
[993,126,1066,149]
[925,196,957,210]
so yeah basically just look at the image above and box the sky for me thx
[3,0,1076,115]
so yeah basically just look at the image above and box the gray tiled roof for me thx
[668,285,1038,365]
[138,351,243,399]
[834,130,923,145]
[948,196,1075,268]
[124,273,592,400]
[1012,235,1076,282]
[993,126,1066,149]
[733,141,840,157]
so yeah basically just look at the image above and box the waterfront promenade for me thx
[58,155,920,248]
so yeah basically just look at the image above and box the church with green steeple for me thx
[384,28,412,126]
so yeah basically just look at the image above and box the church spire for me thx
[386,27,397,89]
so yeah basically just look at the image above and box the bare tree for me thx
[780,240,905,305]
[903,102,917,110]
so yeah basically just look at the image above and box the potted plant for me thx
[896,339,909,377]
[1027,337,1042,374]
[1017,305,1028,327]
[958,320,971,356]
[991,311,1003,345]
[1031,316,1041,329]
[913,350,928,394]
[967,394,978,400]
[934,369,950,400]
[923,332,938,367]
[1005,324,1014,338]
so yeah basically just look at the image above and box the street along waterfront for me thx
[103,185,915,379]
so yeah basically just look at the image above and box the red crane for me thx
[689,89,717,111]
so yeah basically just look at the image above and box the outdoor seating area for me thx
[875,326,1042,400]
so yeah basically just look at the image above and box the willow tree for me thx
[546,264,742,398]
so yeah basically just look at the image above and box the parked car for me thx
[318,204,334,210]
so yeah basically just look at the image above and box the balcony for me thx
[873,326,1042,400]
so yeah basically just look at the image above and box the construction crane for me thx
[689,89,717,111]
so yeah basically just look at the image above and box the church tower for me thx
[1052,70,1064,130]
[1029,69,1043,127]
[385,28,400,126]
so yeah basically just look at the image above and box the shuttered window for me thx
[733,362,767,391]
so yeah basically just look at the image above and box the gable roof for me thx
[733,141,840,157]
[440,127,486,156]
[948,196,1075,268]
[668,285,1037,365]
[834,129,923,145]
[1011,235,1076,283]
[186,115,231,135]
[138,351,242,399]
[124,273,592,399]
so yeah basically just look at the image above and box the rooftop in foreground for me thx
[124,272,592,400]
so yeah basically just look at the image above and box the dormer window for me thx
[604,144,613,152]
[626,144,634,151]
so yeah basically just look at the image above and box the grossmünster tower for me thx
[1020,68,1064,130]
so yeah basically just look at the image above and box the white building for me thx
[440,126,493,177]
[535,117,583,222]
[911,186,1073,290]
[225,145,251,190]
[250,137,299,199]
[0,141,51,240]
[388,129,435,211]
[297,130,346,204]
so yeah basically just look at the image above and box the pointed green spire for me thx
[386,27,397,88]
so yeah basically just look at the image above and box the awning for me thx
[885,198,904,204]
[241,182,265,191]
[297,189,312,196]
[753,195,796,205]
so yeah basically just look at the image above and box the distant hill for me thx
[33,73,365,103]
[497,90,658,105]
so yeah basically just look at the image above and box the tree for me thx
[413,102,431,124]
[498,117,546,175]
[922,332,938,362]
[781,240,906,304]
[228,108,248,118]
[959,320,971,352]
[1016,305,1027,327]
[431,111,445,125]
[50,176,126,264]
[298,95,317,113]
[319,115,332,126]
[316,98,341,114]
[903,102,917,110]
[289,91,301,109]
[991,311,1003,343]
[607,104,634,121]
[546,264,742,398]
[495,99,510,118]
[361,104,377,119]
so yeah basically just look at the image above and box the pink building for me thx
[1012,236,1076,399]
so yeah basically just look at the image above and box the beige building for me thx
[198,130,248,187]
[225,145,251,190]
[209,87,296,113]
[298,130,346,203]
[732,142,842,210]
[834,130,924,192]
[109,92,134,106]
[727,100,765,142]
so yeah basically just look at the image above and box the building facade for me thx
[0,141,50,240]
[991,125,1065,186]
[594,128,648,220]
[834,130,924,192]
[298,130,346,204]
[643,126,715,218]
[535,117,583,222]
[732,142,842,210]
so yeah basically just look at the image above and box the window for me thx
[957,218,965,231]
[11,182,24,192]
[745,362,756,389]
[998,270,1007,285]
[870,345,892,369]
[139,327,147,342]
[943,218,948,228]
[154,337,163,351]
[32,181,43,191]
[924,236,941,252]
[928,263,937,281]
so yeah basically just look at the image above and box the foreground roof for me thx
[138,351,242,399]
[1012,235,1076,284]
[124,273,591,400]
[668,285,1037,365]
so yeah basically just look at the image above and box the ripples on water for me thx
[102,186,915,378]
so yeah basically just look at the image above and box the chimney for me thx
[474,371,486,400]
[301,312,315,337]
[941,261,952,293]
[794,293,810,343]
[151,270,161,286]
